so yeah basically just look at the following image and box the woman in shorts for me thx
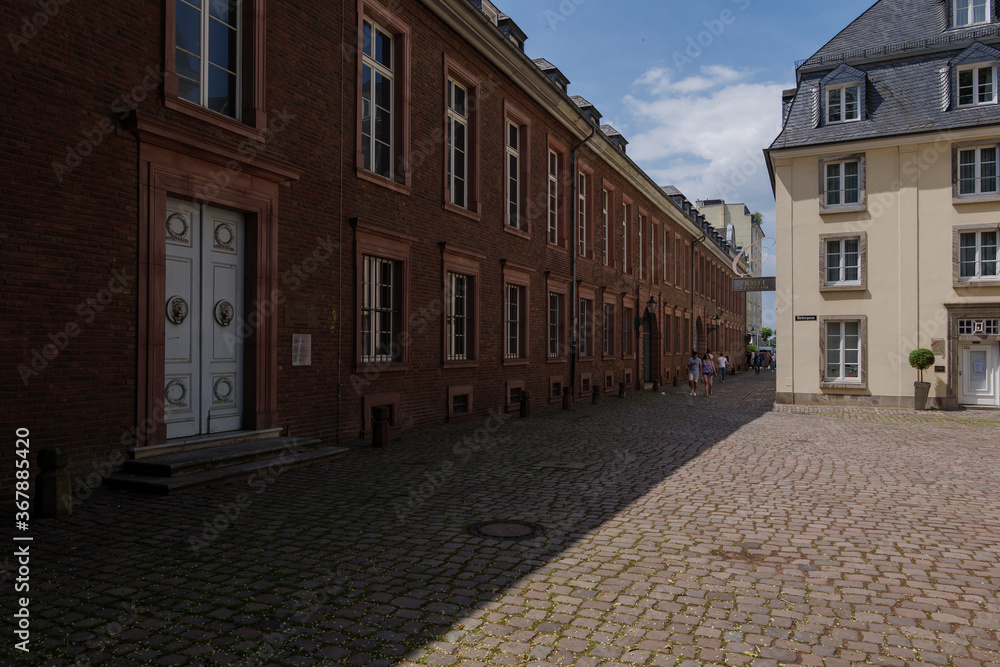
[701,353,716,397]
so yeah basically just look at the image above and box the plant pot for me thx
[913,381,931,411]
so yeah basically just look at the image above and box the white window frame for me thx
[175,0,243,119]
[662,231,668,284]
[361,18,394,179]
[548,292,564,358]
[960,229,1000,280]
[824,320,863,384]
[602,189,610,265]
[957,62,997,107]
[505,283,524,360]
[954,0,991,27]
[959,318,1000,335]
[826,238,862,285]
[826,83,860,124]
[578,173,587,257]
[447,79,468,208]
[959,147,999,196]
[505,120,520,228]
[361,255,398,363]
[579,298,593,357]
[637,215,644,279]
[548,150,559,245]
[603,303,614,357]
[825,159,861,207]
[622,306,633,357]
[446,272,469,361]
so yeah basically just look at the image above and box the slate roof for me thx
[770,0,1000,151]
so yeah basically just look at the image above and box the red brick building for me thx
[2,0,745,494]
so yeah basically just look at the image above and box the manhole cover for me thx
[466,521,546,540]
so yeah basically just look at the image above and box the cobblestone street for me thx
[5,371,1000,667]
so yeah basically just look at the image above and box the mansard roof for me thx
[800,0,1000,71]
[770,0,1000,152]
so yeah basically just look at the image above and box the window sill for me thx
[820,283,867,292]
[503,358,530,367]
[547,357,568,364]
[164,97,266,141]
[547,242,569,254]
[954,278,1000,288]
[623,355,635,361]
[444,202,482,222]
[953,193,1000,205]
[503,224,531,240]
[356,168,412,195]
[820,380,866,390]
[602,354,615,361]
[357,361,411,374]
[819,204,867,215]
[447,413,476,424]
[578,355,596,362]
[443,361,480,370]
[825,118,862,126]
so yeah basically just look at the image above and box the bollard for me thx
[562,386,573,410]
[618,382,626,399]
[371,407,390,448]
[519,390,531,418]
[592,385,601,404]
[652,377,660,391]
[35,447,72,518]
[672,374,679,387]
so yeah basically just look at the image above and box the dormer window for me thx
[826,83,860,124]
[954,0,990,27]
[958,63,996,106]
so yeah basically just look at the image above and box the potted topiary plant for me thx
[909,348,935,410]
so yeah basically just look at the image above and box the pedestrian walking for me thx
[701,353,716,397]
[770,352,776,372]
[754,352,761,375]
[686,351,701,396]
[717,354,727,382]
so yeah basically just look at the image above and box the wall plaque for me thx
[292,334,312,366]
[285,308,319,329]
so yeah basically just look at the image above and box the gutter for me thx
[570,122,597,398]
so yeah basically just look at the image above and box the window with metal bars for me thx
[361,255,401,363]
[446,272,470,361]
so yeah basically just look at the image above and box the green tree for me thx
[751,211,764,225]
[760,327,774,344]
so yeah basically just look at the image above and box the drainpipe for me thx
[570,122,597,398]
[336,0,347,444]
[691,231,706,354]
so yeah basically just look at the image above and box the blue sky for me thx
[493,0,878,332]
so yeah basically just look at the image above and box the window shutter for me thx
[812,82,821,129]
[940,66,951,112]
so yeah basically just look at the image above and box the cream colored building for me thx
[699,201,764,345]
[767,0,1000,409]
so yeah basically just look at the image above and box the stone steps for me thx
[107,434,349,495]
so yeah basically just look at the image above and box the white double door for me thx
[164,198,245,438]
[960,343,1000,407]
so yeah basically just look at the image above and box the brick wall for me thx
[0,0,744,498]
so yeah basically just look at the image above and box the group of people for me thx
[686,350,728,397]
[747,350,776,374]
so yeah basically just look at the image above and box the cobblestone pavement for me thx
[4,372,1000,666]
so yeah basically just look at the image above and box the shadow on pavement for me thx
[14,373,776,665]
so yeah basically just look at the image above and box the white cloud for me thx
[623,65,791,325]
